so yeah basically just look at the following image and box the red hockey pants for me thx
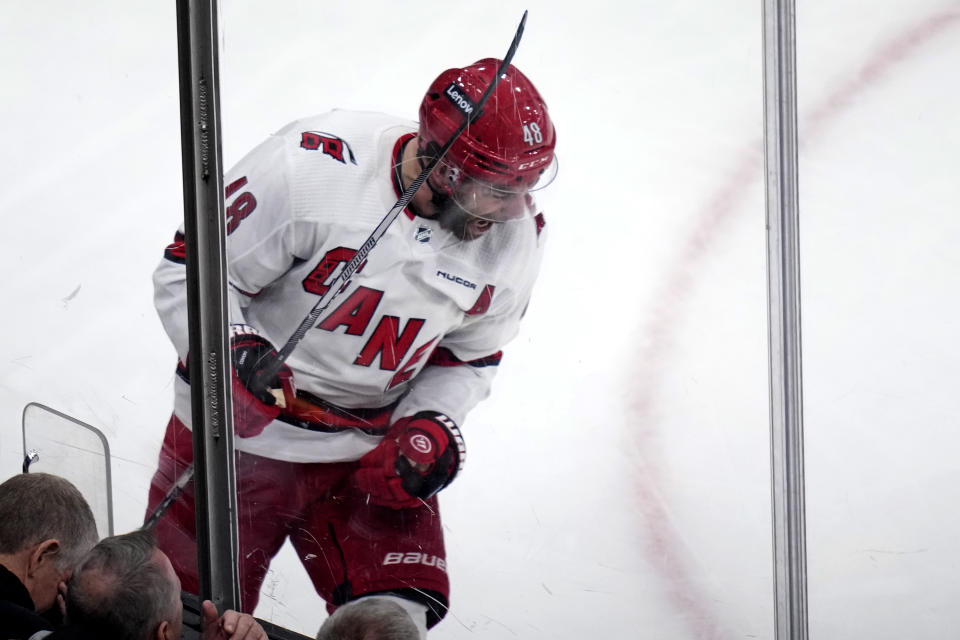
[144,415,450,623]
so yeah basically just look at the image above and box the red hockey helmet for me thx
[418,58,557,194]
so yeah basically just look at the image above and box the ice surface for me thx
[1,1,958,638]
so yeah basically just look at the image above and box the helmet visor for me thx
[436,155,559,223]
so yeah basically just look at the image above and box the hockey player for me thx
[145,58,556,636]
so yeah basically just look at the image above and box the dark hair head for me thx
[66,528,181,640]
[0,472,99,570]
[317,597,421,640]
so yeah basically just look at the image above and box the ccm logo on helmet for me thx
[444,83,477,116]
[517,155,552,171]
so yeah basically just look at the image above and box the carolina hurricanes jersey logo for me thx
[300,131,358,165]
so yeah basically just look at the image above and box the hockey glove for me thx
[353,411,466,509]
[230,328,294,438]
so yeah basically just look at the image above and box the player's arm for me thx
[153,132,303,435]
[398,214,547,424]
[153,132,298,360]
[352,321,522,508]
[355,254,544,508]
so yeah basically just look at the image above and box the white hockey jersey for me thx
[154,110,547,463]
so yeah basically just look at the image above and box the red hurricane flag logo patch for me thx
[300,131,357,165]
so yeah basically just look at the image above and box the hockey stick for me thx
[249,10,529,396]
[142,394,392,530]
[144,12,529,529]
[142,394,395,529]
[143,462,195,531]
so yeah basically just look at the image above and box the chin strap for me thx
[417,142,460,211]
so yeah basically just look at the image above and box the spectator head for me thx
[316,596,421,640]
[66,528,182,640]
[0,472,99,612]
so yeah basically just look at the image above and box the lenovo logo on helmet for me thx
[444,83,477,116]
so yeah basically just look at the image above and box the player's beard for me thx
[432,195,493,242]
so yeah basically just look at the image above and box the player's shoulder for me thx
[270,110,415,223]
[274,109,414,161]
[500,199,549,254]
[278,108,410,130]
[464,209,548,291]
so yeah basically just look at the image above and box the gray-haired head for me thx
[317,597,421,640]
[66,528,182,640]
[0,472,99,572]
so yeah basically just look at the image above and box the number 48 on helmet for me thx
[417,58,558,223]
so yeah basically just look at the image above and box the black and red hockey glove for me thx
[230,327,294,438]
[353,411,466,509]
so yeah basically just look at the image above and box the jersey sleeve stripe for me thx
[427,346,503,368]
[163,232,186,264]
[228,282,261,298]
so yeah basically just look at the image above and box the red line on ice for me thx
[627,7,960,638]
